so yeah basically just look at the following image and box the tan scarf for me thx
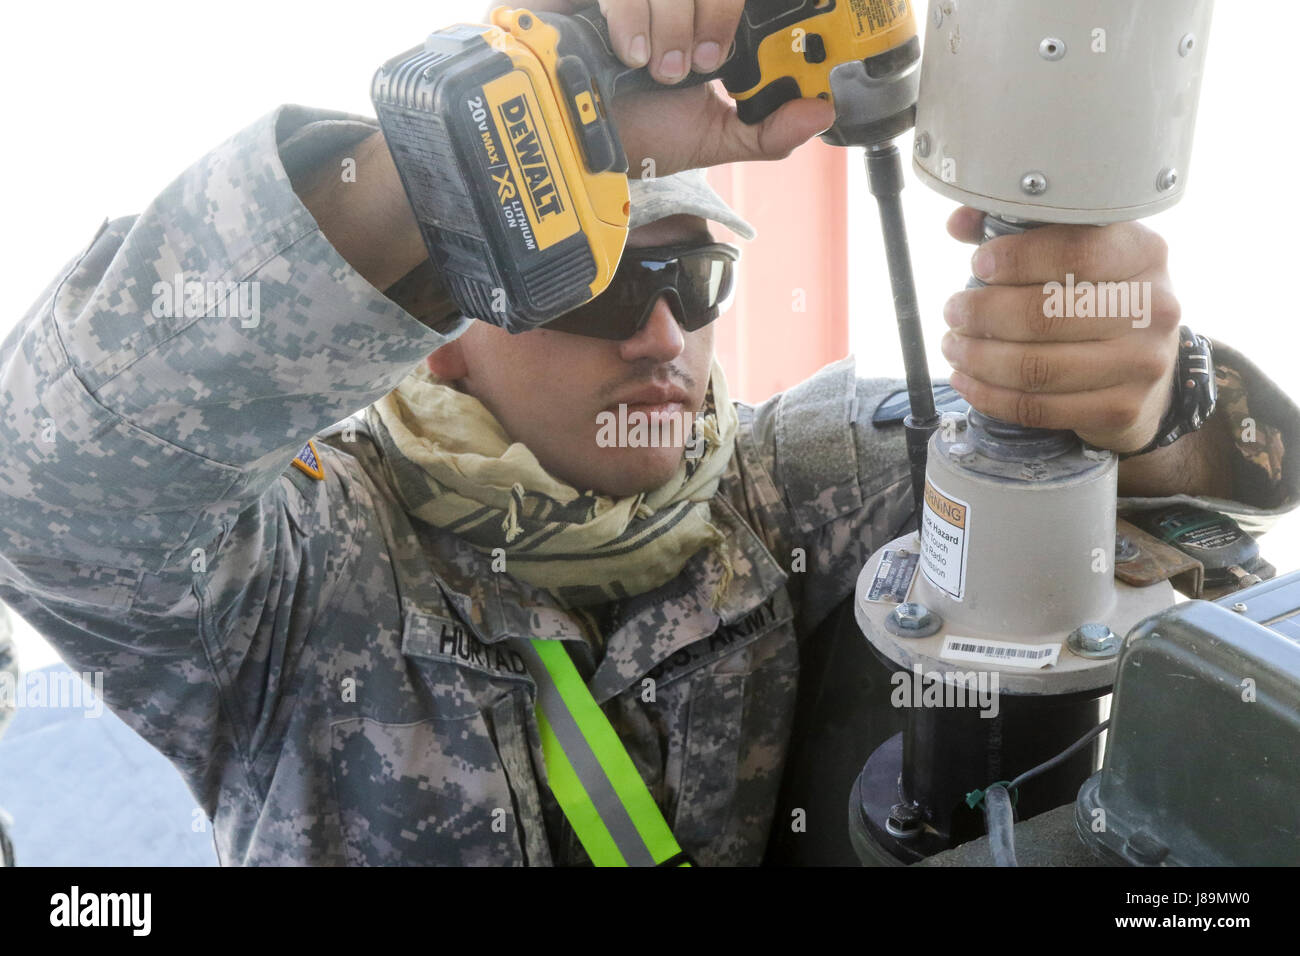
[364,359,738,609]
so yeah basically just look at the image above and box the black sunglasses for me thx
[543,242,741,341]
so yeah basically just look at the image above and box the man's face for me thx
[426,214,719,497]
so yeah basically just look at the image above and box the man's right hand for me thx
[487,1,836,177]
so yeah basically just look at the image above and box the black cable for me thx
[1007,719,1110,794]
[970,719,1111,867]
[983,785,1018,867]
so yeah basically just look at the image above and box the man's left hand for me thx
[940,207,1181,454]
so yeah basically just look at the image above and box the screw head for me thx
[1039,37,1067,61]
[1157,168,1180,192]
[1179,33,1197,57]
[915,132,932,158]
[1021,171,1049,196]
[1232,602,1249,614]
[1068,622,1121,659]
[949,441,975,462]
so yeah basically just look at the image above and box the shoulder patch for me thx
[291,439,326,480]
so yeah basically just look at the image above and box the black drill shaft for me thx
[865,143,938,523]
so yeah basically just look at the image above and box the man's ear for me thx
[426,339,469,381]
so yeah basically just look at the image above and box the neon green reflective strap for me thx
[535,709,626,866]
[525,639,690,867]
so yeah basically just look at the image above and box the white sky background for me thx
[2,1,1296,667]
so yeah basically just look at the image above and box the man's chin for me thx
[587,448,687,498]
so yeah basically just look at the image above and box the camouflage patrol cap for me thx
[627,168,756,240]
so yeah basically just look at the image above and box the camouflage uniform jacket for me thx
[1,106,1297,866]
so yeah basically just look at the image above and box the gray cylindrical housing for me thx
[913,0,1214,223]
[915,435,1118,638]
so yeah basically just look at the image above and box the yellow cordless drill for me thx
[372,1,920,333]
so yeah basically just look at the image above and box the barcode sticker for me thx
[941,636,1060,669]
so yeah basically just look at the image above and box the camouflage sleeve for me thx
[1118,340,1300,536]
[739,357,913,636]
[0,105,465,767]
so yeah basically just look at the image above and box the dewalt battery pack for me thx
[372,16,631,334]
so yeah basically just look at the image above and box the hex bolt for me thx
[886,602,942,638]
[949,441,975,462]
[1021,171,1049,195]
[1232,602,1249,614]
[886,802,923,838]
[893,603,933,631]
[1082,446,1112,462]
[1039,37,1067,61]
[941,410,968,432]
[1068,622,1121,659]
[1157,168,1179,192]
[1115,534,1140,564]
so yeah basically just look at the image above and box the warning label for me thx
[920,479,970,601]
[866,548,919,604]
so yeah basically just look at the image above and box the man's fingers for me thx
[703,95,835,166]
[946,206,985,244]
[647,0,696,82]
[948,372,1150,439]
[972,221,1167,286]
[941,332,1175,395]
[690,0,745,72]
[944,277,1181,344]
[600,0,653,67]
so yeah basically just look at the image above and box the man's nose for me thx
[617,295,686,363]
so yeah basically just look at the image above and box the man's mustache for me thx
[598,362,698,403]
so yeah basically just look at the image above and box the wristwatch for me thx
[1120,327,1218,460]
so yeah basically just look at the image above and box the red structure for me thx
[707,139,849,404]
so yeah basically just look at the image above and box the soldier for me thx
[0,0,1295,865]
